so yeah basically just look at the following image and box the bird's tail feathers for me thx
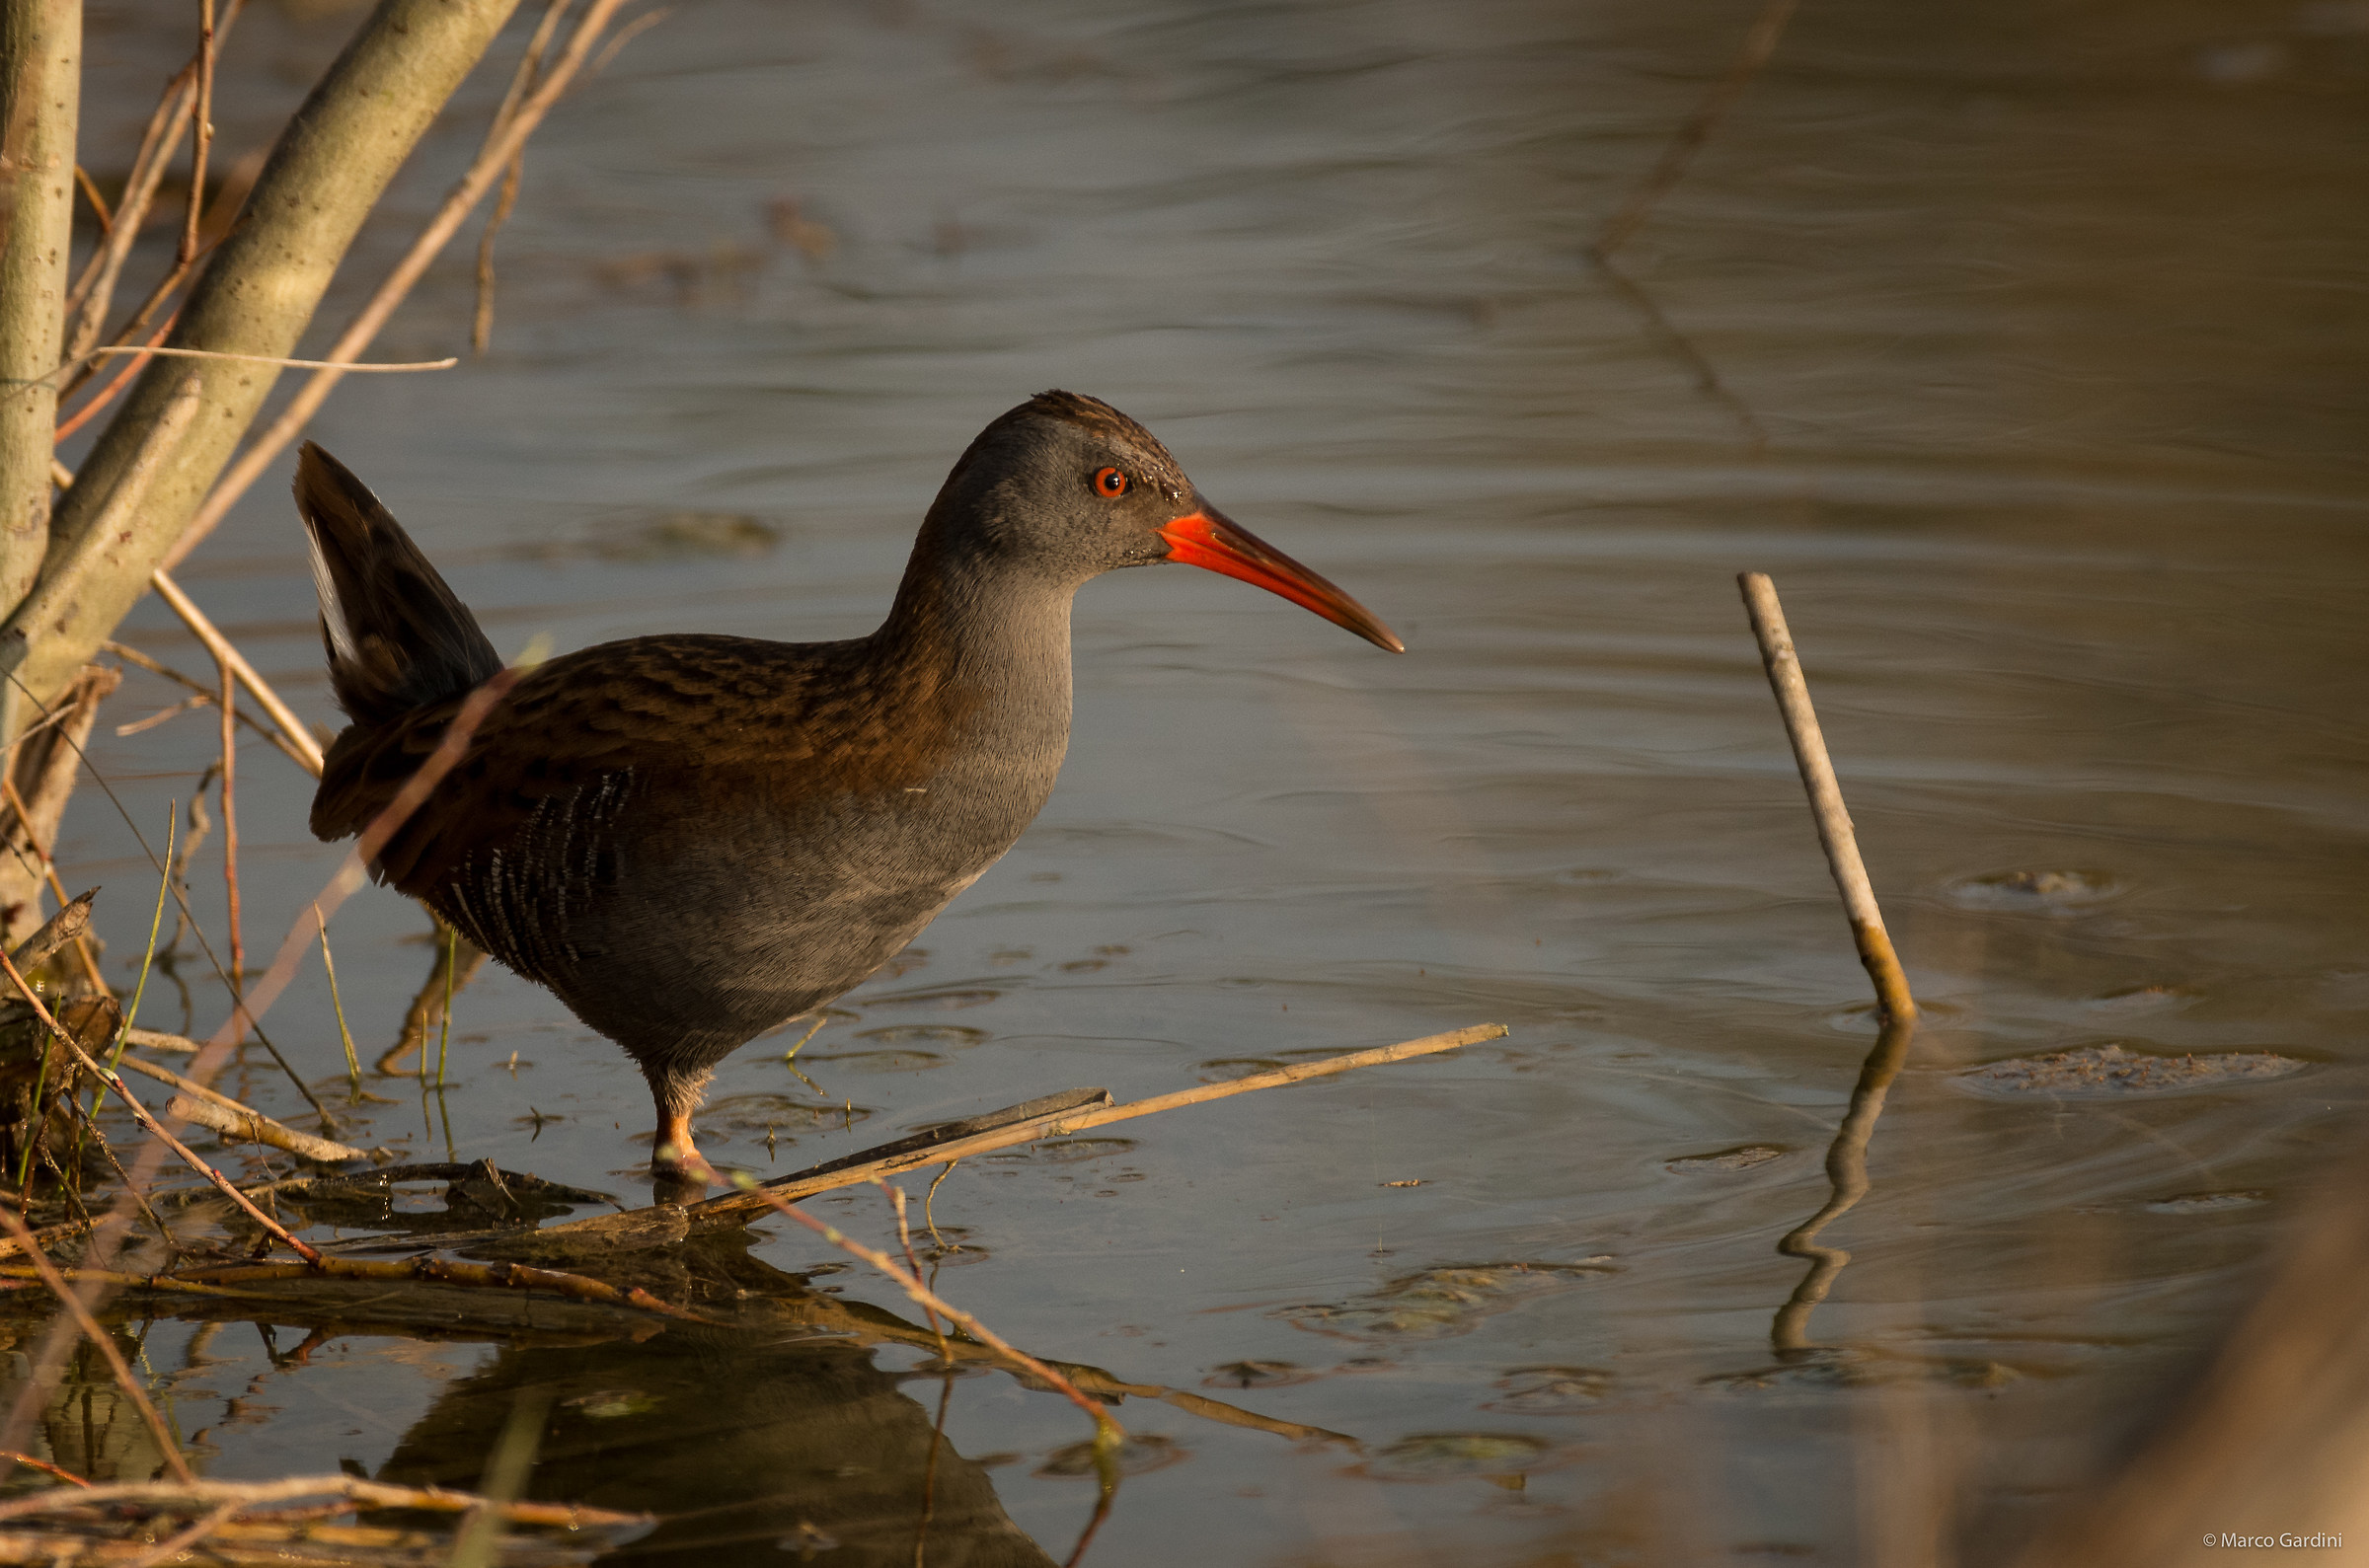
[294,442,501,727]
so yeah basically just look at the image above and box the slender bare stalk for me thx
[69,162,108,232]
[315,907,359,1092]
[473,0,571,355]
[182,0,217,266]
[1737,573,1916,1023]
[165,0,643,570]
[214,656,242,1022]
[30,0,534,721]
[104,637,313,774]
[54,315,175,443]
[77,343,457,375]
[0,1208,193,1482]
[61,1,246,364]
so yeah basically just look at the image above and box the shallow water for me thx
[23,0,2369,1560]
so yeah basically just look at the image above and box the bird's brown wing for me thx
[311,632,976,902]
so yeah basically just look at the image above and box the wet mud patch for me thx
[1664,1145,1790,1173]
[1484,1367,1611,1414]
[1947,868,2123,914]
[1356,1432,1558,1481]
[1276,1260,1618,1343]
[1952,1043,2307,1098]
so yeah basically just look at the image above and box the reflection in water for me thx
[378,1323,1055,1567]
[1770,1014,1916,1358]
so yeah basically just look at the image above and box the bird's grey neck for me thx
[879,546,1077,764]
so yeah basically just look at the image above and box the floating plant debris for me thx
[1277,1260,1617,1342]
[1204,1360,1319,1389]
[1706,1351,2021,1394]
[1947,868,2122,914]
[1036,1434,1186,1478]
[1358,1432,1554,1480]
[1665,1145,1789,1173]
[1953,1043,2306,1098]
[1485,1367,1610,1414]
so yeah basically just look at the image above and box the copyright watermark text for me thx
[2202,1535,2343,1550]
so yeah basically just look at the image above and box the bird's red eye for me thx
[1094,467,1129,498]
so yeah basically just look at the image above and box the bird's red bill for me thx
[1158,509,1405,653]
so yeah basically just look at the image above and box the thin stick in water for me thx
[1736,572,1916,1023]
[216,657,243,1032]
[316,906,360,1093]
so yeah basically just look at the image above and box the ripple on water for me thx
[1277,1260,1618,1342]
[1358,1433,1555,1480]
[1704,1351,2022,1395]
[867,988,1001,1009]
[984,1137,1138,1165]
[1665,1145,1789,1174]
[1484,1367,1610,1414]
[1953,1043,2307,1099]
[1036,1434,1185,1478]
[799,1050,947,1073]
[854,1024,989,1048]
[706,1093,873,1131]
[1947,868,2123,914]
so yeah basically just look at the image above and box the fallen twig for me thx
[135,1070,365,1164]
[0,1473,649,1530]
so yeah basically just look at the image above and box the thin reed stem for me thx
[184,0,219,266]
[316,907,360,1094]
[164,0,650,570]
[435,923,457,1086]
[215,658,243,1037]
[1736,573,1916,1023]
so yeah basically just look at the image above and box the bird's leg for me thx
[647,1066,713,1182]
